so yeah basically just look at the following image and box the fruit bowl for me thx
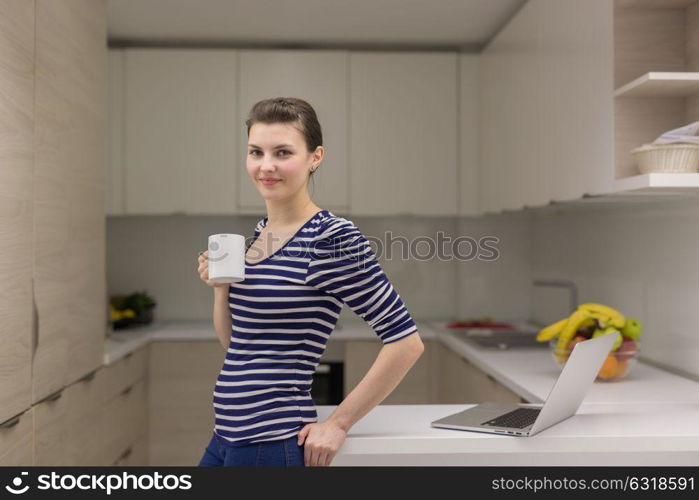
[549,337,639,382]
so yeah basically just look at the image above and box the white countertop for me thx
[104,318,699,465]
[425,321,699,405]
[103,318,437,364]
[316,403,699,465]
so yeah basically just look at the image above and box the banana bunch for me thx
[537,303,642,353]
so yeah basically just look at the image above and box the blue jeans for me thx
[197,432,305,467]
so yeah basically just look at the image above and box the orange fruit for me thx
[613,359,628,379]
[597,355,618,379]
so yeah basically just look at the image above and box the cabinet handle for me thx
[124,352,133,360]
[37,389,63,405]
[120,385,133,397]
[0,411,25,429]
[486,374,495,383]
[118,446,133,461]
[78,370,97,383]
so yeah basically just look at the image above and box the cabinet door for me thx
[540,0,613,201]
[148,341,224,466]
[124,49,239,214]
[238,49,349,212]
[0,0,34,424]
[106,49,125,215]
[0,408,33,466]
[349,52,458,216]
[33,0,106,402]
[344,339,431,404]
[459,54,481,216]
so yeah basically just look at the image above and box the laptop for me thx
[430,331,619,437]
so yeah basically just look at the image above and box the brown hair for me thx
[245,97,323,172]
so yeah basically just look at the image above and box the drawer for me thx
[0,407,33,466]
[99,378,148,466]
[33,387,70,466]
[113,433,149,466]
[100,345,148,404]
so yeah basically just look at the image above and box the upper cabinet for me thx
[613,0,699,193]
[459,54,481,217]
[123,49,239,215]
[108,48,469,216]
[480,0,613,214]
[237,49,349,213]
[481,0,699,213]
[349,52,459,216]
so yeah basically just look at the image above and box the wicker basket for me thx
[631,143,699,174]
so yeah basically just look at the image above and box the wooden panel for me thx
[343,339,431,404]
[435,342,522,405]
[614,6,686,88]
[0,407,33,466]
[686,3,699,121]
[614,97,686,178]
[33,388,69,465]
[349,52,458,216]
[148,341,224,465]
[238,49,349,212]
[0,0,35,425]
[33,0,107,402]
[125,49,238,215]
[98,378,147,466]
[113,433,149,466]
[100,345,149,403]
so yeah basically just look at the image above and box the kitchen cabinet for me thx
[33,344,148,466]
[0,407,33,466]
[612,0,699,193]
[237,49,349,213]
[0,0,108,460]
[106,49,125,215]
[0,0,34,426]
[459,54,481,216]
[481,0,699,208]
[148,341,224,465]
[124,48,239,215]
[349,52,459,216]
[344,339,434,404]
[480,0,613,213]
[434,341,522,405]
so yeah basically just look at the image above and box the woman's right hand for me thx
[197,250,230,288]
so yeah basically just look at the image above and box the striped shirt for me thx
[212,209,418,447]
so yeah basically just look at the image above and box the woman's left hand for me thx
[297,420,346,466]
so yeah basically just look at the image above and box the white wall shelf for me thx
[613,173,699,193]
[615,72,699,98]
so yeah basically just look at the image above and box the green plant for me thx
[121,290,157,315]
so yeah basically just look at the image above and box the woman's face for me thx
[246,122,321,202]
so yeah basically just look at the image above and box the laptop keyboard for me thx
[481,407,541,429]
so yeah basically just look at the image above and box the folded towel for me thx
[653,121,699,145]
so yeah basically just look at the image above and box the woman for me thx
[196,97,424,467]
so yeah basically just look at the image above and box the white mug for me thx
[207,234,246,283]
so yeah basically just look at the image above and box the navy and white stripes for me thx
[212,209,418,447]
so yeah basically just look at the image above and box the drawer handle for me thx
[0,411,24,429]
[486,374,495,383]
[118,446,133,461]
[120,385,133,397]
[37,389,63,404]
[78,370,97,383]
[124,352,133,360]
